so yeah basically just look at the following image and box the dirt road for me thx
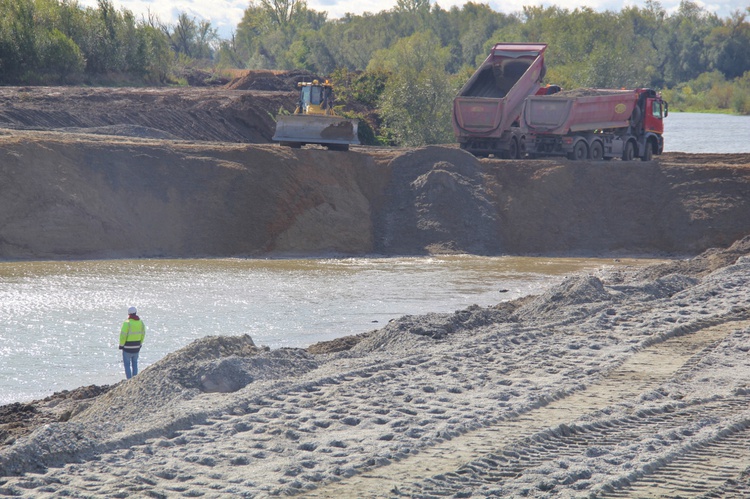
[310,318,750,498]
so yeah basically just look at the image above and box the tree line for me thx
[0,0,748,145]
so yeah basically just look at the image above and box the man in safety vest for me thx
[119,306,146,379]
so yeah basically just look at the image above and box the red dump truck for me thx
[523,88,668,161]
[452,43,549,158]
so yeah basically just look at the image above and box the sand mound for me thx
[0,335,319,476]
[75,335,318,427]
[633,234,750,281]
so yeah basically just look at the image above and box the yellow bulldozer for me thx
[273,79,360,151]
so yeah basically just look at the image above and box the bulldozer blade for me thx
[273,115,360,148]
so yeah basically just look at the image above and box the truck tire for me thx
[621,141,635,161]
[568,140,588,161]
[509,137,520,159]
[590,141,604,161]
[641,141,653,161]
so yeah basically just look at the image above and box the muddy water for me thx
[0,256,665,404]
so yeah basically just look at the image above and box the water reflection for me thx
[0,256,665,403]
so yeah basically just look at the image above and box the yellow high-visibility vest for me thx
[120,319,146,351]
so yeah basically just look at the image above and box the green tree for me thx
[163,12,218,60]
[138,24,172,83]
[663,1,721,84]
[322,13,396,71]
[235,0,326,68]
[371,31,456,146]
[259,0,305,28]
[0,0,38,79]
[39,28,85,82]
[708,11,750,79]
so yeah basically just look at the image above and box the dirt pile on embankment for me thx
[2,237,750,496]
[0,86,293,143]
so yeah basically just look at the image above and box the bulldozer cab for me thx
[297,81,334,116]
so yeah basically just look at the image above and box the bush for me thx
[664,72,750,114]
[39,29,85,83]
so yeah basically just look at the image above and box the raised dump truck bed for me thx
[452,43,548,158]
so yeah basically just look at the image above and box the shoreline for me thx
[0,254,672,408]
[2,236,750,496]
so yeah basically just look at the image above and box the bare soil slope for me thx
[0,82,748,259]
[0,86,293,142]
[0,129,748,260]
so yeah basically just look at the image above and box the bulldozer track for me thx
[307,319,750,498]
[598,420,750,498]
[408,396,750,498]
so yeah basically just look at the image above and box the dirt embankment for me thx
[1,132,749,260]
[0,86,293,143]
[0,83,749,260]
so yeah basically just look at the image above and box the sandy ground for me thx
[1,237,750,497]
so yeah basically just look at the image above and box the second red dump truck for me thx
[452,43,549,158]
[523,87,668,161]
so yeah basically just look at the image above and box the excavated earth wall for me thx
[0,84,748,260]
[0,131,749,260]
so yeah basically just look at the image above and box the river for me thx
[0,256,666,405]
[663,112,750,153]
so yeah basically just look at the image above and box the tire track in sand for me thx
[306,319,750,498]
[599,415,750,498]
[409,395,750,497]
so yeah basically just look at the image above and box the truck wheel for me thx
[641,142,653,161]
[568,141,588,161]
[621,141,635,161]
[590,141,604,161]
[509,137,520,159]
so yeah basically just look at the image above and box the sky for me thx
[77,0,748,39]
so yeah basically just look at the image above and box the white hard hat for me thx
[128,306,137,315]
